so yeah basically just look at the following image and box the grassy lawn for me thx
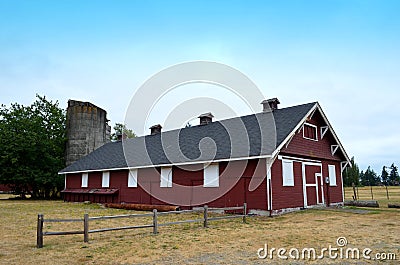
[0,194,399,264]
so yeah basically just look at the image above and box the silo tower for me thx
[65,100,111,166]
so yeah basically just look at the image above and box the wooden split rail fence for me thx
[37,203,247,248]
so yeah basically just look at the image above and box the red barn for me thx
[59,99,350,215]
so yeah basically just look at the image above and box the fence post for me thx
[243,203,247,224]
[356,186,359,200]
[153,209,158,234]
[370,185,373,200]
[203,205,208,228]
[385,185,389,200]
[84,213,89,243]
[37,214,44,248]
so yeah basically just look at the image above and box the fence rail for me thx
[36,203,247,248]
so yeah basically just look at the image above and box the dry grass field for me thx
[0,189,399,265]
[344,186,400,208]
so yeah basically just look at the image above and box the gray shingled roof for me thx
[59,102,316,173]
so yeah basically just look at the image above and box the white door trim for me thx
[302,162,323,208]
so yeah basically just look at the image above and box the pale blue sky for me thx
[1,0,399,172]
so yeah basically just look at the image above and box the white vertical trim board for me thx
[317,173,325,205]
[328,165,337,186]
[204,163,219,187]
[301,163,307,207]
[81,172,88,188]
[282,160,294,186]
[102,171,110,188]
[266,158,272,211]
[128,169,138,187]
[160,167,173,188]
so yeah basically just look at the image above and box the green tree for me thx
[381,166,389,186]
[359,170,364,186]
[389,163,399,186]
[0,95,66,198]
[360,166,380,186]
[343,157,360,187]
[111,123,136,141]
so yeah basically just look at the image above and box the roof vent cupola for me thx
[150,124,162,135]
[198,112,214,125]
[261,98,280,112]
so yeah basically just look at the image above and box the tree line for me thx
[343,157,400,187]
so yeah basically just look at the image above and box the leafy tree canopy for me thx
[381,166,389,185]
[343,157,360,187]
[0,95,66,198]
[111,123,136,141]
[389,163,400,186]
[360,166,380,186]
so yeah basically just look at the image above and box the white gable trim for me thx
[271,104,319,159]
[320,126,329,139]
[315,103,351,163]
[331,145,339,156]
[271,103,351,164]
[341,161,349,173]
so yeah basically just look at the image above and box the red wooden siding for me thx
[281,111,345,161]
[0,184,12,192]
[270,159,304,210]
[210,159,267,210]
[63,158,269,210]
[88,172,101,187]
[65,173,81,189]
[322,160,343,204]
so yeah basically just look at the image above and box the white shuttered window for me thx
[81,172,88,188]
[203,164,219,187]
[282,160,294,186]
[328,165,337,186]
[128,169,138,187]
[160,167,173,188]
[102,171,110,187]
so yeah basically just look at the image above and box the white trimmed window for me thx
[128,169,138,188]
[203,164,219,187]
[160,167,173,188]
[81,172,88,188]
[303,123,318,141]
[102,171,110,188]
[282,160,294,186]
[328,165,337,186]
